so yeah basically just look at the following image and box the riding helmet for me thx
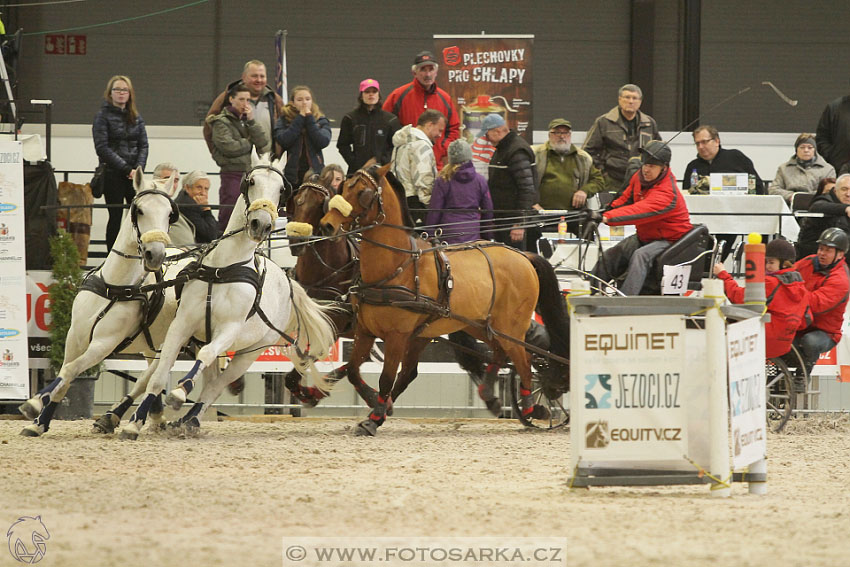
[816,227,850,253]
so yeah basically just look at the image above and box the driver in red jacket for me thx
[591,140,692,295]
[793,227,850,377]
[382,51,460,168]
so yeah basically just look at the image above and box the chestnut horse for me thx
[319,164,570,436]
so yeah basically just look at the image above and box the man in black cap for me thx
[383,50,460,167]
[591,140,693,295]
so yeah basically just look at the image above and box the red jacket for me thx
[605,169,692,242]
[382,79,460,167]
[793,255,850,342]
[718,267,812,358]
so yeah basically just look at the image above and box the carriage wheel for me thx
[508,365,569,430]
[765,356,796,433]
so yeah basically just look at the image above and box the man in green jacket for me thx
[533,118,605,239]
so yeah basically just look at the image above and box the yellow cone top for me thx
[747,232,762,245]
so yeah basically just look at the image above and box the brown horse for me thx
[319,164,570,435]
[281,179,379,407]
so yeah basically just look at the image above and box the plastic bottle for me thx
[690,168,699,189]
[557,216,567,242]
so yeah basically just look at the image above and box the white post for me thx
[567,279,589,486]
[703,278,731,497]
[747,457,768,495]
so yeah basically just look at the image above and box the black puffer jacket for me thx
[92,101,148,175]
[797,189,850,258]
[488,130,538,218]
[337,101,400,174]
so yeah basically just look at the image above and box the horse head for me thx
[320,163,391,237]
[130,167,179,271]
[242,150,286,242]
[284,176,332,256]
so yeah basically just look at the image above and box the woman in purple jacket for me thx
[426,139,493,244]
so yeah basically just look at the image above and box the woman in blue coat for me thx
[273,86,331,189]
[426,139,493,244]
[92,75,149,250]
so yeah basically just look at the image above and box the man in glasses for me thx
[532,118,604,237]
[583,84,660,191]
[682,125,764,194]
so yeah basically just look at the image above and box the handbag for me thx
[89,163,106,199]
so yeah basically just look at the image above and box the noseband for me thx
[112,189,178,260]
[240,164,289,212]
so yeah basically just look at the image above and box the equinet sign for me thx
[584,330,680,356]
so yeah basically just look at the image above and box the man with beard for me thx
[533,118,604,235]
[591,140,692,295]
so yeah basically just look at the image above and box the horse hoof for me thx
[18,399,42,421]
[485,398,502,417]
[92,413,120,434]
[183,416,201,435]
[165,388,187,410]
[147,418,167,433]
[118,423,140,441]
[20,423,44,437]
[226,376,246,396]
[355,419,378,437]
[531,404,551,421]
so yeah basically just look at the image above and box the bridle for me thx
[111,189,178,260]
[240,163,289,213]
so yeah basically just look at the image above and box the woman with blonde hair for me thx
[426,139,493,244]
[318,163,345,191]
[274,85,331,188]
[92,75,149,250]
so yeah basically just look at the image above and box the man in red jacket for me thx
[383,51,460,168]
[793,227,850,377]
[591,140,692,295]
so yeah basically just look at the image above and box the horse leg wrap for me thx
[180,402,204,425]
[177,360,203,395]
[110,395,135,419]
[368,396,388,425]
[33,401,58,432]
[520,387,534,416]
[37,377,63,405]
[128,393,156,425]
[353,378,378,408]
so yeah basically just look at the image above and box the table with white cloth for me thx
[683,194,799,242]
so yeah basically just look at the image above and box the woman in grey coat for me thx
[769,133,835,204]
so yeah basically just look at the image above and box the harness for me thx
[80,268,166,353]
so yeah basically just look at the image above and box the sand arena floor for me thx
[1,414,849,567]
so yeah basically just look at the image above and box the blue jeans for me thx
[592,234,671,295]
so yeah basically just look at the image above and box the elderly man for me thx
[591,141,692,295]
[583,84,660,190]
[152,162,179,192]
[797,174,850,258]
[383,50,460,168]
[204,60,284,158]
[391,108,446,224]
[483,113,538,251]
[533,118,604,235]
[172,170,221,245]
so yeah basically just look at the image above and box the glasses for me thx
[111,87,130,93]
[694,138,717,147]
[549,131,571,137]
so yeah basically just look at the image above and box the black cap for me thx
[413,51,437,70]
[640,140,672,166]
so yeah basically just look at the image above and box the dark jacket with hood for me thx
[92,101,148,175]
[797,189,850,258]
[337,100,400,174]
[487,130,538,219]
[273,110,332,188]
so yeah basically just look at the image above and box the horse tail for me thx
[286,280,338,393]
[525,252,570,368]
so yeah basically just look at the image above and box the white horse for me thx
[118,152,336,440]
[19,168,181,436]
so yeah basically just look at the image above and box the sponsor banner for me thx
[572,314,689,462]
[727,317,766,469]
[434,35,533,143]
[0,141,28,399]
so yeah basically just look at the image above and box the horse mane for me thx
[381,168,415,229]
